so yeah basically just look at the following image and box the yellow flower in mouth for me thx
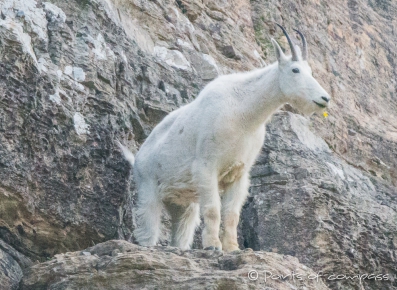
[323,111,329,118]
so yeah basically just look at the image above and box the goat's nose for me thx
[321,96,330,103]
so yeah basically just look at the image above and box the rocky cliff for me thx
[0,0,396,289]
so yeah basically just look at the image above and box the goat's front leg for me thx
[193,162,222,250]
[221,173,250,252]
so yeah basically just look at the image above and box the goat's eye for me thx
[292,68,300,73]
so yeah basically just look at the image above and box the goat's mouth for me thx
[313,101,327,108]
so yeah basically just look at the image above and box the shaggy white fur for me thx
[119,25,331,252]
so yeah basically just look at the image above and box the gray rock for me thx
[189,50,219,80]
[0,239,32,290]
[239,112,397,290]
[0,248,22,290]
[0,0,204,262]
[222,45,238,58]
[20,240,330,290]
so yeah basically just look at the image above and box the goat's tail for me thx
[116,140,135,167]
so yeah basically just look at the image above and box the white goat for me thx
[119,24,330,252]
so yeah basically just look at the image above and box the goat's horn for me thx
[275,23,298,61]
[293,29,308,60]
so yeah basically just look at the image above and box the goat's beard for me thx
[288,99,318,117]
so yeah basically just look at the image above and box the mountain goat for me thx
[118,24,331,252]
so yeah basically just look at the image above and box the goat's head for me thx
[271,24,331,115]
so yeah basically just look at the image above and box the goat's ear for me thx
[295,45,303,60]
[271,38,287,64]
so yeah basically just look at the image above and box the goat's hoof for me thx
[230,249,242,254]
[204,246,221,251]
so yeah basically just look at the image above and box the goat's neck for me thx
[235,63,286,131]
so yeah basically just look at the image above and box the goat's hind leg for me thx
[133,181,163,247]
[165,202,200,250]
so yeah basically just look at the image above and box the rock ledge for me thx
[21,240,330,290]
